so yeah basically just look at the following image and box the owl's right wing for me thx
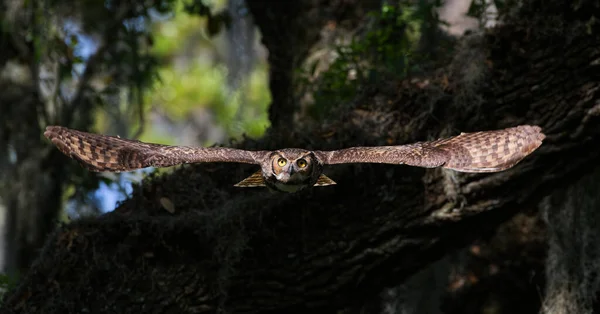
[44,126,267,172]
[315,125,545,173]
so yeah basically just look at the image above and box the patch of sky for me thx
[61,18,155,216]
[65,168,155,218]
[93,169,154,213]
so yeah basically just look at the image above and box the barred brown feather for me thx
[44,126,263,172]
[433,125,545,172]
[316,125,545,173]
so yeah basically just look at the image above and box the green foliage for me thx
[301,0,443,120]
[183,0,232,37]
[144,0,270,144]
[145,64,270,142]
[0,272,18,303]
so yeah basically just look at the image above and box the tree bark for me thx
[3,0,600,313]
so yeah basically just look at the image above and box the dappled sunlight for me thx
[89,0,270,214]
[143,0,270,147]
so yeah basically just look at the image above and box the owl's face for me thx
[271,150,314,183]
[263,149,322,192]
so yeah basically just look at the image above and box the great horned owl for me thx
[44,125,544,193]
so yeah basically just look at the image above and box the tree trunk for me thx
[0,58,67,277]
[2,0,600,313]
[245,0,322,131]
[246,0,378,133]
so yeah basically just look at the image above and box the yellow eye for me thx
[277,158,287,167]
[297,159,307,168]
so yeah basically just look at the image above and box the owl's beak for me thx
[289,167,296,175]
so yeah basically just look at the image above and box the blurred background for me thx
[0,0,273,278]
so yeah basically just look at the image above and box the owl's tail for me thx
[437,125,545,173]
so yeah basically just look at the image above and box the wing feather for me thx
[44,126,265,172]
[316,125,544,173]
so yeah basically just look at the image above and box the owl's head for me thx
[269,149,316,184]
[235,148,335,192]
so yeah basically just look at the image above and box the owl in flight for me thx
[44,125,544,193]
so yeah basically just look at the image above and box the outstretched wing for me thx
[315,125,545,173]
[44,126,266,172]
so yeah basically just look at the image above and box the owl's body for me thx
[44,125,545,193]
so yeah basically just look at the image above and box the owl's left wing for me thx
[44,126,266,172]
[315,125,545,173]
